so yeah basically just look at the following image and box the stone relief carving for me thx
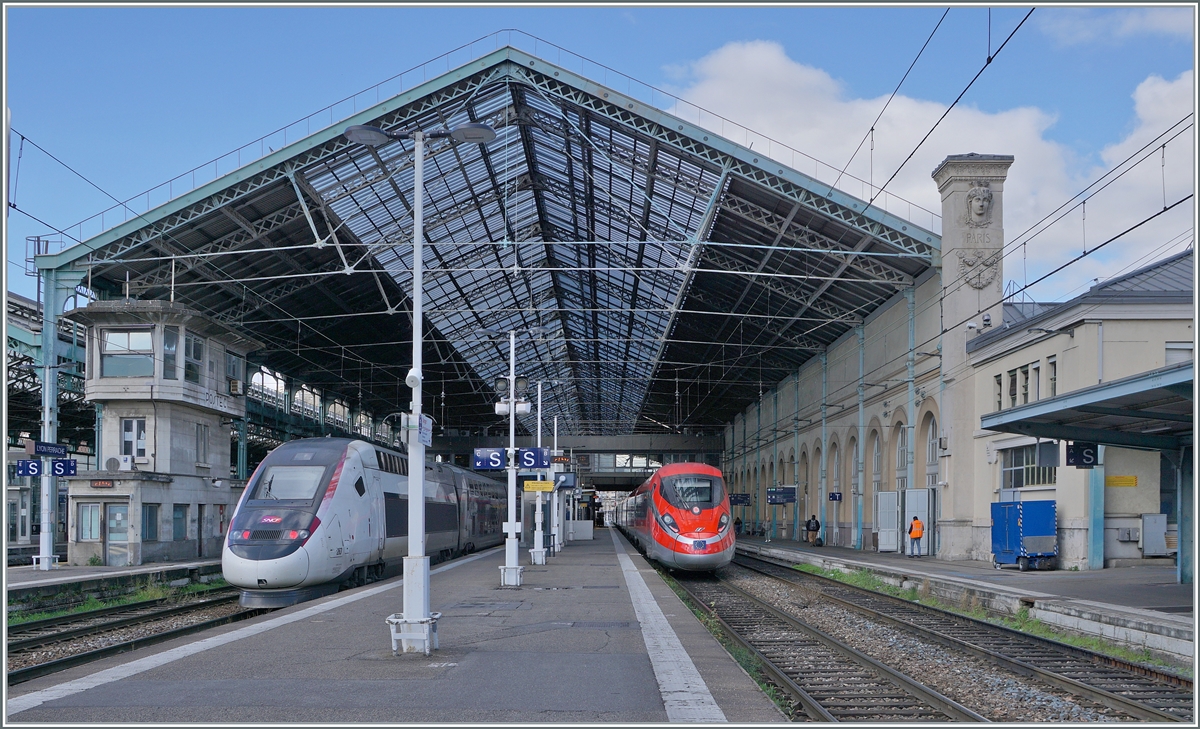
[956,248,1001,290]
[964,182,994,228]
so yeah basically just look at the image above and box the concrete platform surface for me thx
[7,528,785,723]
[736,535,1194,662]
[736,535,1193,613]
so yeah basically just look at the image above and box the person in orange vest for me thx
[908,516,924,558]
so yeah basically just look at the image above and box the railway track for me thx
[674,573,988,722]
[735,553,1193,723]
[7,590,266,686]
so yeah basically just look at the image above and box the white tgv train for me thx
[222,437,506,608]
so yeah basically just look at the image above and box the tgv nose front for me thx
[222,545,311,588]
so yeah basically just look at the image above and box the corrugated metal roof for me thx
[1092,248,1194,294]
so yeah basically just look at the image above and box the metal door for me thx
[876,491,900,552]
[105,504,129,566]
[903,488,931,555]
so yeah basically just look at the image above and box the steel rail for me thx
[7,588,236,640]
[673,576,836,721]
[676,573,988,722]
[6,609,268,686]
[735,552,1190,723]
[7,594,241,653]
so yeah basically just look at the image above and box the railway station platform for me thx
[734,535,1194,663]
[7,560,224,611]
[6,528,786,723]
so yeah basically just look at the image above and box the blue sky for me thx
[5,5,1196,302]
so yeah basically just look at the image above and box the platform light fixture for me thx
[344,120,494,654]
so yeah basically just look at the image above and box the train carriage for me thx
[614,462,735,571]
[222,438,505,608]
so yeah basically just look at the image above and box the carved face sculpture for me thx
[966,185,993,226]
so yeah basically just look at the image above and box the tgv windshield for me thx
[249,466,327,501]
[661,475,724,508]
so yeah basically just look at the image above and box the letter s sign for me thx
[489,450,504,468]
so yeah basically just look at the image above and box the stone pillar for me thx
[931,153,1014,560]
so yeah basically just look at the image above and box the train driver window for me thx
[250,466,327,501]
[662,476,724,507]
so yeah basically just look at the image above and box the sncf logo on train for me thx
[260,515,283,524]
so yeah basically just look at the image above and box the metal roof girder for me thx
[500,51,937,256]
[701,246,859,324]
[718,195,913,286]
[39,61,509,273]
[683,287,827,352]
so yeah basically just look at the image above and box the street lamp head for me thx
[514,376,530,396]
[449,122,496,145]
[343,125,397,147]
[493,377,509,395]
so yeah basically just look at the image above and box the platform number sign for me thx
[52,459,78,476]
[518,448,550,469]
[16,460,41,477]
[1066,442,1098,469]
[473,448,506,470]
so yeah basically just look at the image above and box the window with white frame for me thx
[122,418,146,458]
[895,425,908,491]
[184,333,204,384]
[926,417,939,488]
[79,503,101,540]
[850,439,859,495]
[994,374,1003,411]
[1001,445,1057,489]
[1031,362,1041,400]
[831,447,840,495]
[196,423,209,464]
[163,326,179,380]
[872,437,881,489]
[100,329,154,377]
[1048,356,1057,397]
[1020,365,1030,405]
[250,367,286,408]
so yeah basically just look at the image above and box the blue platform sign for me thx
[729,493,751,506]
[16,460,41,477]
[33,442,68,457]
[828,492,843,502]
[472,448,506,470]
[767,487,796,505]
[52,459,78,477]
[518,448,550,469]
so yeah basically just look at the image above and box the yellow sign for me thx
[523,480,554,492]
[1105,475,1138,488]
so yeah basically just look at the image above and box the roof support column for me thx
[1088,446,1106,570]
[856,324,865,550]
[37,266,86,569]
[906,286,916,506]
[819,351,828,544]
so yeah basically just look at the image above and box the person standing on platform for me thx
[805,515,820,545]
[908,515,924,557]
[734,516,742,535]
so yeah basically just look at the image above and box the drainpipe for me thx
[819,350,828,543]
[856,324,865,550]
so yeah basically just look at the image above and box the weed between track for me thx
[791,563,1192,677]
[8,578,229,626]
[655,568,803,720]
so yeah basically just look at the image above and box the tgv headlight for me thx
[658,512,679,534]
[719,513,730,532]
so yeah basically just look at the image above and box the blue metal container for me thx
[990,500,1058,571]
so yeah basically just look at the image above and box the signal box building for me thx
[62,300,262,566]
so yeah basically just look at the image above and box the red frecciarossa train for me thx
[614,462,735,571]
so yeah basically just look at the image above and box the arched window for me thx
[872,435,882,490]
[831,444,840,494]
[926,416,940,488]
[250,367,286,409]
[895,424,908,491]
[292,385,320,420]
[326,400,349,430]
[849,437,859,495]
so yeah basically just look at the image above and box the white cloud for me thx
[665,41,1195,300]
[1036,8,1195,46]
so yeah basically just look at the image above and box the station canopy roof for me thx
[40,35,940,437]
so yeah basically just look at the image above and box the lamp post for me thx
[344,121,494,653]
[481,326,547,585]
